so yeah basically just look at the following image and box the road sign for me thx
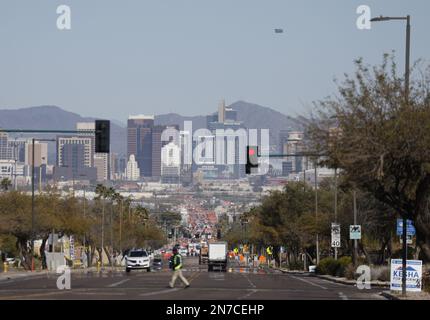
[396,219,416,236]
[390,259,422,292]
[349,225,361,240]
[399,234,413,245]
[331,223,341,248]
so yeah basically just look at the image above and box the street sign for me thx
[331,223,341,248]
[349,225,361,240]
[390,259,422,292]
[399,234,413,245]
[396,219,416,236]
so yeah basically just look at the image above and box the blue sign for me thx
[396,219,416,236]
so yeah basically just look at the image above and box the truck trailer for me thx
[208,241,228,272]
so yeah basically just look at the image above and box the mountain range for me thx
[0,101,305,157]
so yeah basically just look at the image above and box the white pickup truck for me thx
[208,241,228,272]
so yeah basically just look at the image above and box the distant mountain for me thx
[155,100,304,148]
[0,102,304,159]
[0,105,126,156]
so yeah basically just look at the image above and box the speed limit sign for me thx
[331,223,341,248]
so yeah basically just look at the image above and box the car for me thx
[152,257,163,270]
[125,250,151,273]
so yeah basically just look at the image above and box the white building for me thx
[126,154,140,181]
[161,142,180,183]
[76,122,109,181]
[25,141,48,167]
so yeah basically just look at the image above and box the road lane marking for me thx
[107,279,130,288]
[139,288,180,297]
[0,290,69,300]
[291,275,328,290]
[238,289,257,300]
[338,292,348,300]
[241,274,256,288]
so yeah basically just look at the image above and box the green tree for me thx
[0,178,12,191]
[307,55,430,261]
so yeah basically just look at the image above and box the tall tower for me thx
[127,115,154,177]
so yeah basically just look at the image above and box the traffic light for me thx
[95,120,110,153]
[217,229,221,239]
[246,146,259,174]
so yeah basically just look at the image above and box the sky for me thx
[0,0,429,122]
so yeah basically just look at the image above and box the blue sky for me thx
[0,0,429,121]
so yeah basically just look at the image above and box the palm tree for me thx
[94,184,108,267]
[0,178,12,191]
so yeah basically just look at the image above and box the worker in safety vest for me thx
[169,247,190,288]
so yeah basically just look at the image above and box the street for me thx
[0,257,385,300]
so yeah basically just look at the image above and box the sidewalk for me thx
[0,266,125,281]
[381,290,430,300]
[276,267,390,288]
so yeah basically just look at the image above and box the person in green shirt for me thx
[169,247,190,288]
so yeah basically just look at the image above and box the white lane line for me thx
[139,288,181,297]
[291,275,328,290]
[239,289,257,300]
[338,292,348,300]
[107,279,130,288]
[242,274,256,288]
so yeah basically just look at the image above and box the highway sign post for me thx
[390,259,422,292]
[331,223,341,248]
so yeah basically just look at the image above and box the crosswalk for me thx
[180,267,267,274]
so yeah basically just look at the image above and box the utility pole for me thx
[334,167,338,260]
[315,163,320,265]
[370,13,411,298]
[31,138,35,272]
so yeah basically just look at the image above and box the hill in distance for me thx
[0,101,304,156]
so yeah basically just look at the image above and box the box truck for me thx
[208,241,227,272]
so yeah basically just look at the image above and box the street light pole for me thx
[315,163,320,265]
[334,167,338,260]
[31,138,35,272]
[370,13,411,298]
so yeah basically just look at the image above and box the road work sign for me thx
[390,259,422,292]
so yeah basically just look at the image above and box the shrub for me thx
[336,256,352,277]
[316,256,353,277]
[316,257,339,276]
[371,265,390,282]
[288,261,303,271]
[344,264,357,280]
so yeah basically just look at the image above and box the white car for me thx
[125,250,151,273]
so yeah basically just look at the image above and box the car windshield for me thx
[129,251,147,257]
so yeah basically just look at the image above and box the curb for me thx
[311,274,390,288]
[380,291,400,300]
[275,267,390,288]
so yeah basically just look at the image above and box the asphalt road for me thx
[0,257,385,300]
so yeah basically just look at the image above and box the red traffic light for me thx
[249,148,255,156]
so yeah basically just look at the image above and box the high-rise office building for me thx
[25,141,48,167]
[127,115,154,177]
[126,154,140,181]
[76,122,109,181]
[161,142,181,184]
[0,132,13,160]
[55,136,96,181]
